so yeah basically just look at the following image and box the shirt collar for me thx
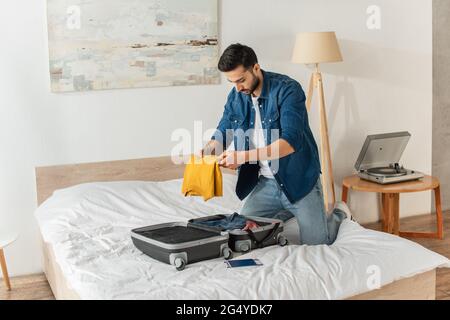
[258,69,270,99]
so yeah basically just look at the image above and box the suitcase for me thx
[131,215,288,271]
[131,222,232,271]
[189,214,288,253]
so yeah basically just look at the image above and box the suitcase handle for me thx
[246,222,281,249]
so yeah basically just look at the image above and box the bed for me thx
[34,156,450,300]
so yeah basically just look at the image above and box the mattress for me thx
[34,174,450,299]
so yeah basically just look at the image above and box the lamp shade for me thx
[292,32,343,64]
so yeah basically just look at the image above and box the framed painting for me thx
[47,0,219,92]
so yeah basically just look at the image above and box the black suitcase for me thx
[131,222,232,271]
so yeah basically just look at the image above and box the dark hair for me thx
[218,43,258,72]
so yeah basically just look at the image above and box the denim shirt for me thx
[212,70,321,204]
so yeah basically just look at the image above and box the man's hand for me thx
[242,220,259,231]
[217,150,247,170]
[197,140,222,158]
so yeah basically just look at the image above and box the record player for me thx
[354,131,424,184]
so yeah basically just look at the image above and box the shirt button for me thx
[234,120,237,123]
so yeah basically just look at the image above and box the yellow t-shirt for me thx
[181,154,223,201]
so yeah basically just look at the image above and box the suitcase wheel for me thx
[222,247,233,260]
[174,257,186,271]
[240,243,250,252]
[278,235,288,247]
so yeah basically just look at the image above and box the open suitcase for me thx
[188,215,288,253]
[131,214,288,271]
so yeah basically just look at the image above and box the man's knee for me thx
[240,203,282,219]
[273,210,294,222]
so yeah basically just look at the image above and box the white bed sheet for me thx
[35,174,450,300]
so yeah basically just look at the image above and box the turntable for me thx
[355,131,424,184]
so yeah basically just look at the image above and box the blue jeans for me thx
[240,176,346,245]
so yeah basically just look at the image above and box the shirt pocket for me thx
[265,109,280,129]
[227,114,247,150]
[228,114,245,129]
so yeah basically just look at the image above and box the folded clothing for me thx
[190,212,250,231]
[181,154,223,201]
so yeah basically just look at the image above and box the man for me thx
[200,43,352,245]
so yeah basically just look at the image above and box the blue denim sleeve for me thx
[279,81,307,152]
[211,90,234,149]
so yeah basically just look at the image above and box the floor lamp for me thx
[292,32,343,212]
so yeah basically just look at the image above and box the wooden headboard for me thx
[35,155,235,206]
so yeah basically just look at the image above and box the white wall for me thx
[0,0,432,277]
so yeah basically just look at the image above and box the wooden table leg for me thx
[381,193,390,233]
[399,186,444,239]
[342,185,349,203]
[381,193,400,235]
[435,185,444,239]
[392,194,400,235]
[0,248,11,291]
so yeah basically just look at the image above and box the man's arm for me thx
[244,138,294,162]
[217,138,294,168]
[277,80,307,153]
[199,139,222,156]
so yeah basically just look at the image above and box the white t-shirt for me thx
[251,96,275,178]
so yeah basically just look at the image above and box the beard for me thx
[244,71,260,96]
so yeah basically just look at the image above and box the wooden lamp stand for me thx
[292,31,342,212]
[305,64,336,212]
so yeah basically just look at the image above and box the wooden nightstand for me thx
[0,232,18,291]
[342,175,444,239]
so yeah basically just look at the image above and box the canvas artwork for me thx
[47,0,219,92]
